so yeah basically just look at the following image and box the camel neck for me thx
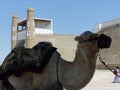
[59,45,98,89]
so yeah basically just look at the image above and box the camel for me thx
[0,31,111,90]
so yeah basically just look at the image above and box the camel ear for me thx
[74,36,80,41]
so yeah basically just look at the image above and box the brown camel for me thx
[0,31,111,90]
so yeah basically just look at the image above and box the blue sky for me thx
[0,0,120,62]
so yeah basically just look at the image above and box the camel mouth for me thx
[97,34,112,49]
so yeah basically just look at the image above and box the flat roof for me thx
[18,17,52,26]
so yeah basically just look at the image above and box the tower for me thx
[11,14,18,49]
[26,7,35,48]
[11,7,53,49]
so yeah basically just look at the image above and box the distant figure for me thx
[113,66,120,83]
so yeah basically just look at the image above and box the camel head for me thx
[75,31,111,51]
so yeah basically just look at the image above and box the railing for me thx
[35,28,53,34]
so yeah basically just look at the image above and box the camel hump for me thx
[33,41,53,50]
[0,42,57,79]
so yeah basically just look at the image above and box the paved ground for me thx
[82,70,120,90]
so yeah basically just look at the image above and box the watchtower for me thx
[11,7,53,49]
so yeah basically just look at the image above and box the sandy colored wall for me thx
[35,34,77,61]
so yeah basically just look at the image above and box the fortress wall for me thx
[35,34,77,61]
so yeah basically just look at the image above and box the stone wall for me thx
[35,34,77,61]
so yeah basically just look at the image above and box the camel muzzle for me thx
[97,34,112,49]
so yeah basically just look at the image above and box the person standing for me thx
[113,66,120,83]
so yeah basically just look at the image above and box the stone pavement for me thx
[82,70,120,90]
